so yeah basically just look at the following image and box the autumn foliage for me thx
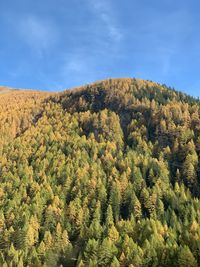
[0,79,200,266]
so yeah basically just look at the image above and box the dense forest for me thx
[1,78,200,266]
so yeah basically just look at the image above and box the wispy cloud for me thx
[59,52,99,87]
[54,0,124,89]
[154,9,193,77]
[88,0,123,43]
[129,7,194,78]
[66,57,86,73]
[18,15,59,57]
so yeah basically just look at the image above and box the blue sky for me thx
[0,0,200,96]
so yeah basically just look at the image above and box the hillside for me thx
[0,89,53,145]
[0,86,15,93]
[0,78,200,266]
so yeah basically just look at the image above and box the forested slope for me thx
[0,78,200,266]
[0,89,52,145]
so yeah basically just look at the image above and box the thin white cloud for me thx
[155,9,193,77]
[66,57,86,73]
[18,15,59,57]
[61,53,93,77]
[154,47,176,77]
[54,0,124,89]
[160,52,172,76]
[100,13,122,42]
[88,0,123,43]
[58,52,104,89]
[129,7,194,78]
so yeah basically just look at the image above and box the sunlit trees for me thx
[1,78,200,265]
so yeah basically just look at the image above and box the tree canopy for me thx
[1,78,200,266]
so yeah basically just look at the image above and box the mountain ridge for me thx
[1,77,197,101]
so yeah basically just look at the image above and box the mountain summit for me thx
[0,78,200,266]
